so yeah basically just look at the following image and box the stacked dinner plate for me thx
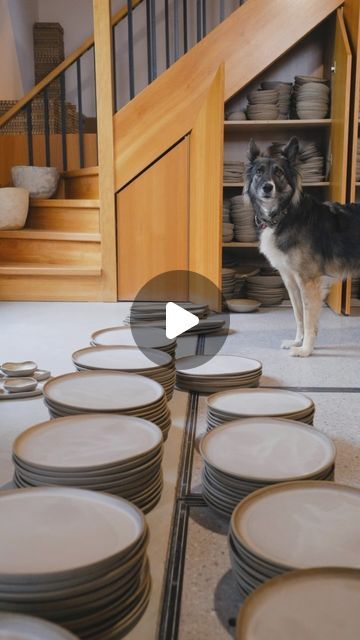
[200,419,335,517]
[230,195,257,242]
[0,614,79,640]
[72,346,176,400]
[175,355,262,393]
[299,142,325,182]
[125,301,209,324]
[223,199,231,222]
[222,268,236,300]
[293,75,330,119]
[43,371,172,440]
[0,487,151,639]
[223,222,234,242]
[246,270,285,305]
[261,81,292,118]
[13,414,164,513]
[235,568,360,640]
[229,481,360,598]
[206,388,315,430]
[91,326,177,359]
[223,160,245,183]
[246,89,279,120]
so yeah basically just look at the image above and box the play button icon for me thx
[165,302,199,339]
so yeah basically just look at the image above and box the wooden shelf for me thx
[0,230,101,242]
[223,242,259,248]
[31,199,100,208]
[223,182,330,187]
[0,263,102,276]
[224,119,332,129]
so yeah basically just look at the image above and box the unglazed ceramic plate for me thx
[175,354,262,376]
[3,378,37,393]
[72,346,171,371]
[207,388,314,418]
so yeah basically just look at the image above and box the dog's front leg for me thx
[279,272,304,349]
[290,277,322,357]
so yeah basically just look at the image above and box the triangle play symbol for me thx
[165,302,199,339]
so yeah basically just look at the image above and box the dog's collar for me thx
[256,208,288,230]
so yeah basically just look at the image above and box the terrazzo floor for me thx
[1,302,360,639]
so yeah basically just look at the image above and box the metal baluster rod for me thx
[76,58,85,168]
[60,73,68,171]
[183,0,188,53]
[26,103,34,166]
[174,0,179,62]
[127,0,135,99]
[112,25,118,112]
[43,87,51,166]
[196,0,202,42]
[165,0,170,68]
[220,0,225,22]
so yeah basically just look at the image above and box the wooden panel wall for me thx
[117,139,189,300]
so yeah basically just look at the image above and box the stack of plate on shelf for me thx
[351,276,360,298]
[225,110,247,121]
[261,81,292,118]
[0,614,79,640]
[72,346,176,400]
[91,325,177,359]
[222,268,236,300]
[206,388,315,430]
[200,418,335,517]
[230,195,257,242]
[246,89,279,120]
[356,139,360,180]
[223,222,234,242]
[293,75,330,119]
[223,199,231,222]
[299,142,325,182]
[235,568,360,640]
[246,270,286,305]
[175,354,262,393]
[13,414,164,513]
[223,160,245,183]
[43,371,172,440]
[0,487,151,638]
[229,482,360,598]
[232,266,260,298]
[125,302,209,324]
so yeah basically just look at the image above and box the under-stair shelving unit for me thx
[222,9,351,314]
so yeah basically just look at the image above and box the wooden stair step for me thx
[61,169,99,199]
[62,167,99,178]
[0,263,102,276]
[27,200,100,232]
[0,230,101,242]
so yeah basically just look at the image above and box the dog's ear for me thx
[282,137,299,164]
[247,139,261,163]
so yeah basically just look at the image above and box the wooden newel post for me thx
[93,0,117,301]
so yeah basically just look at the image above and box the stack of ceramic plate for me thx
[261,81,292,118]
[235,568,360,640]
[223,222,234,242]
[223,160,245,183]
[43,371,172,440]
[223,199,231,222]
[357,140,360,180]
[230,195,257,242]
[246,89,279,120]
[0,487,151,638]
[125,302,208,324]
[13,414,164,513]
[0,614,79,640]
[232,266,259,298]
[299,142,325,182]
[72,346,176,400]
[175,355,262,393]
[229,481,360,598]
[91,325,177,359]
[222,268,236,300]
[246,270,285,305]
[200,418,335,517]
[206,388,315,430]
[293,75,330,119]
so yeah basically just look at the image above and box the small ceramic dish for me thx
[226,299,262,313]
[3,377,38,393]
[33,369,51,381]
[1,361,37,377]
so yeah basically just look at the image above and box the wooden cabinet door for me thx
[327,8,352,313]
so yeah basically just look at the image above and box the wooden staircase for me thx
[0,168,103,300]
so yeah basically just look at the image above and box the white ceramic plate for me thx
[0,613,78,639]
[176,354,262,376]
[207,388,314,418]
[72,346,171,371]
[91,326,175,350]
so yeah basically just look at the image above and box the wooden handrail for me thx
[0,0,144,129]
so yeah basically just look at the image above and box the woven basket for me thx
[0,99,79,135]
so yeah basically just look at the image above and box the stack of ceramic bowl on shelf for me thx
[175,354,262,393]
[261,81,292,118]
[43,371,172,440]
[13,414,164,513]
[229,481,360,598]
[223,199,231,222]
[222,268,236,300]
[206,388,315,431]
[223,160,245,183]
[293,75,330,119]
[225,110,247,121]
[222,222,234,243]
[72,346,176,400]
[230,195,258,242]
[91,325,177,359]
[246,268,286,305]
[200,418,335,518]
[0,614,79,640]
[235,568,360,640]
[246,89,279,120]
[0,487,151,638]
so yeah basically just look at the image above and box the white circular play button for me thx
[165,302,199,339]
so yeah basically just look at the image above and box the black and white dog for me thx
[244,136,360,357]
